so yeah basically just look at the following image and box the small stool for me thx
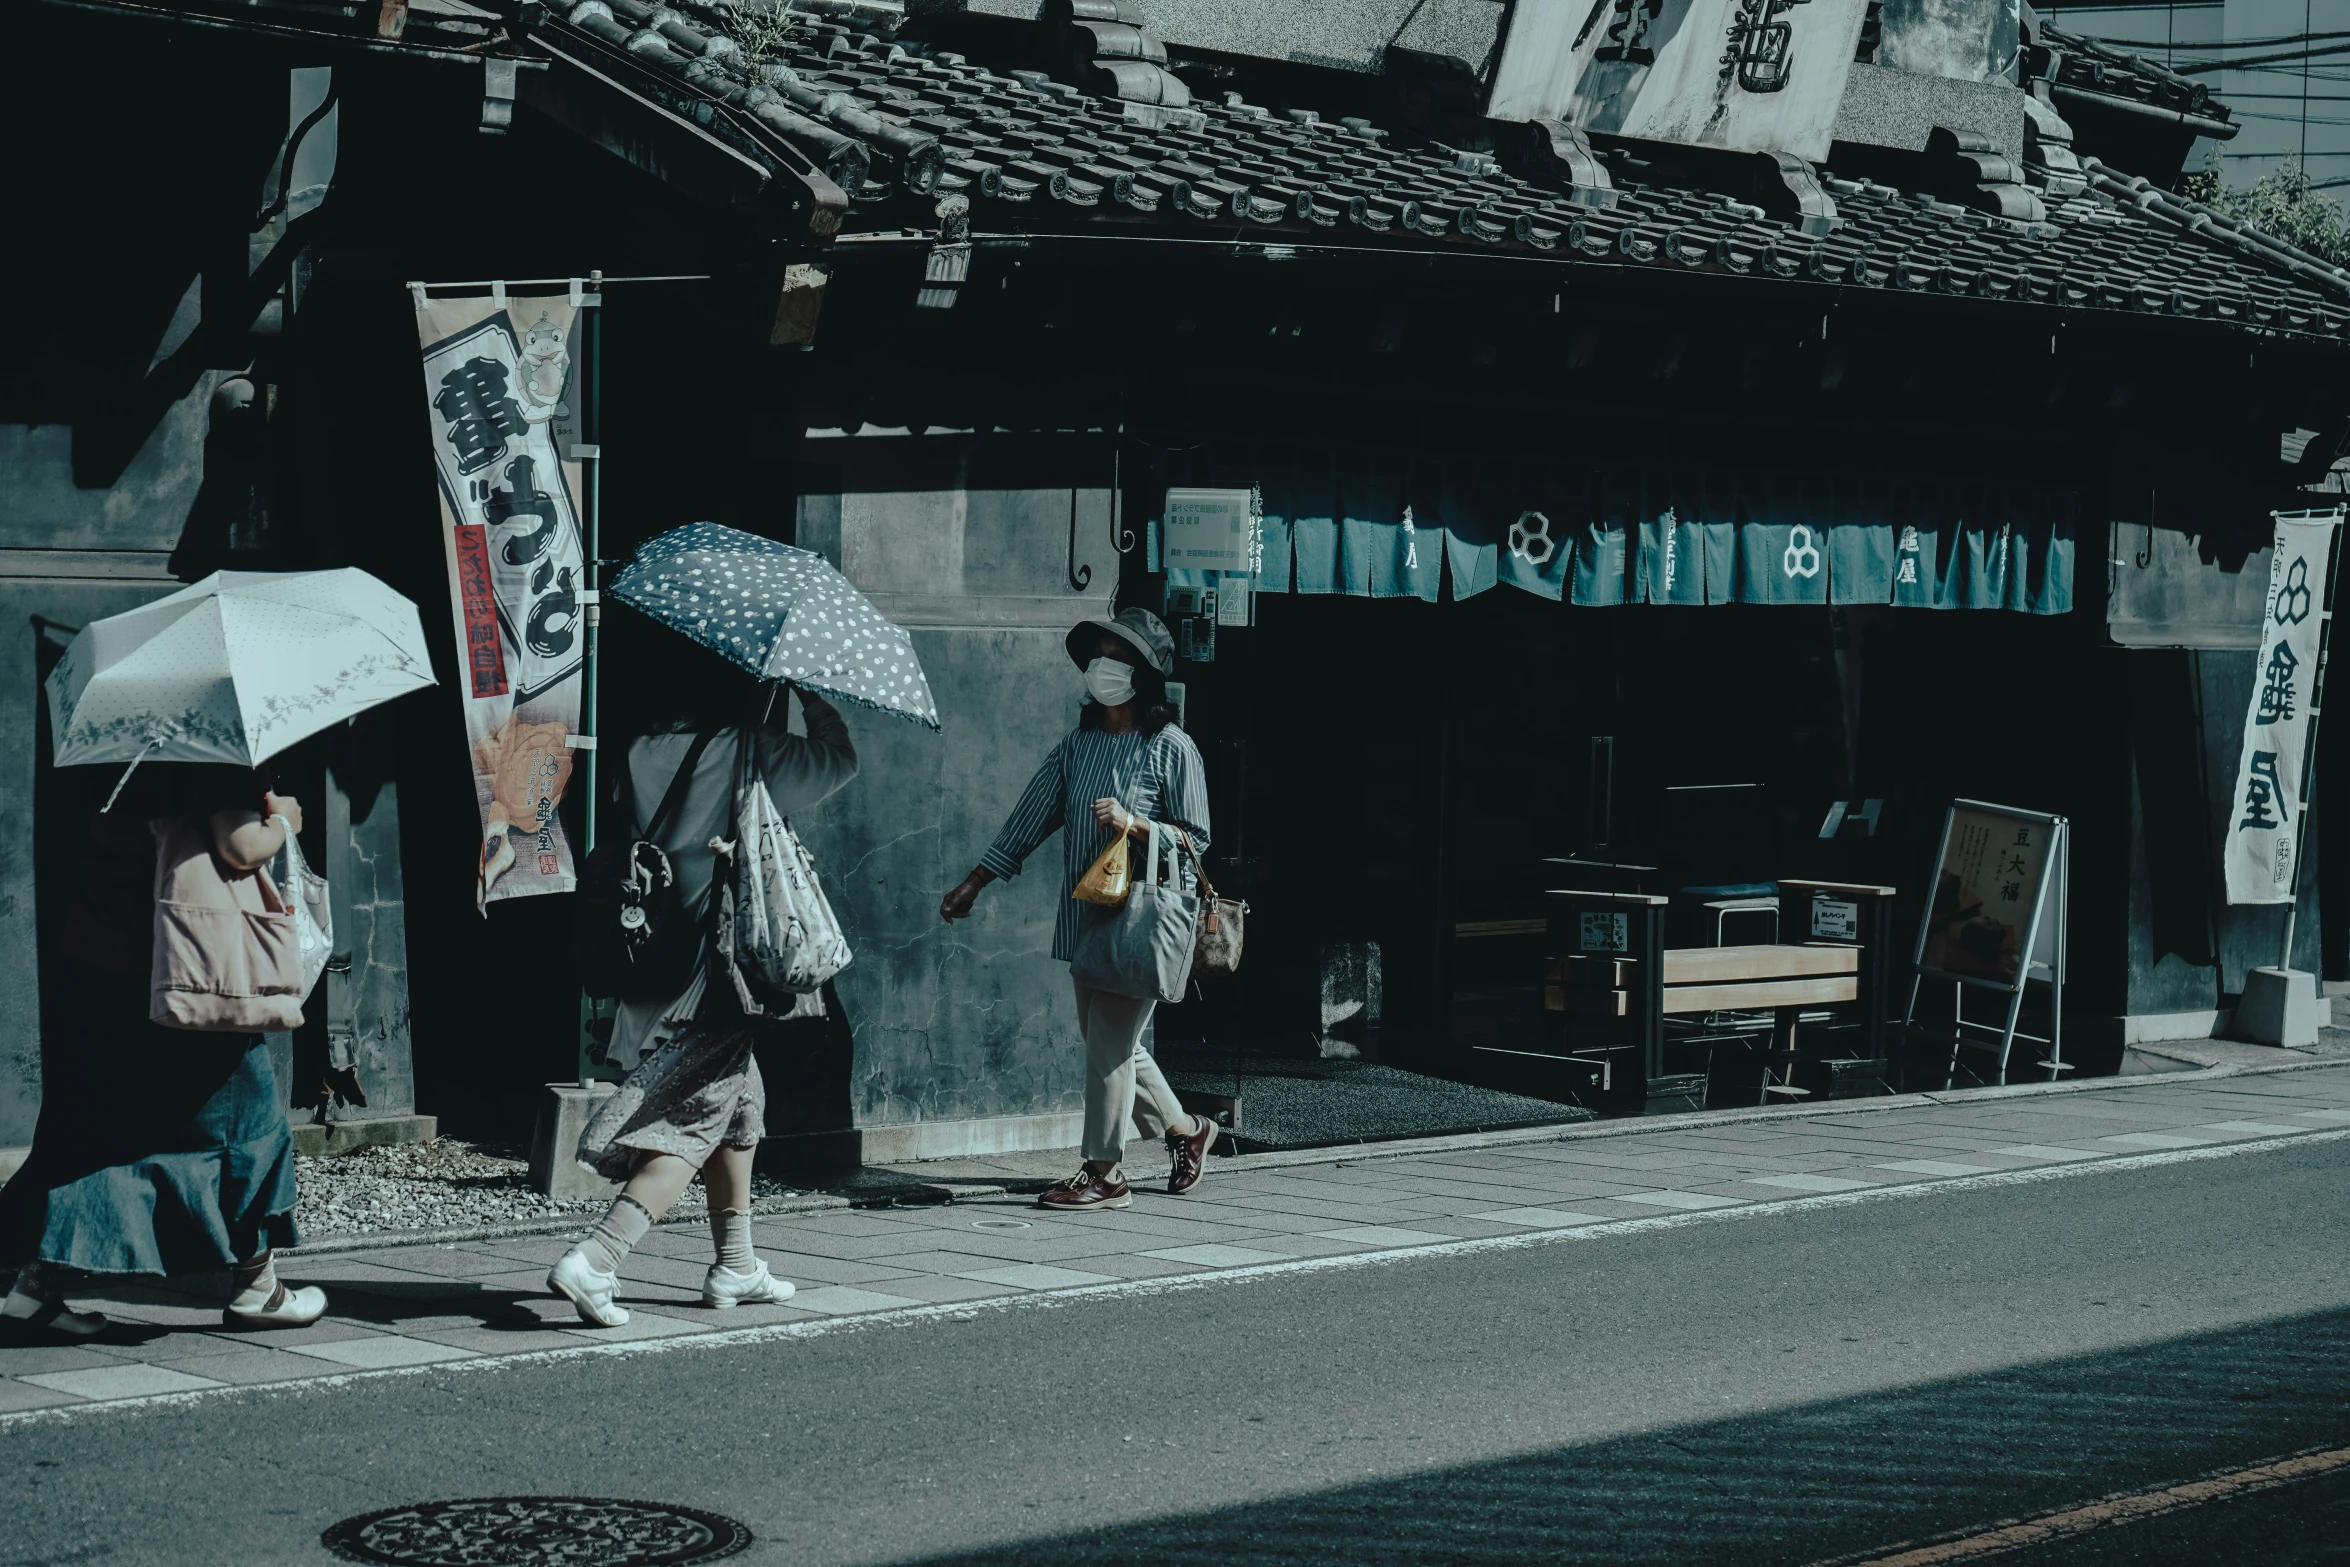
[1702,897,1779,947]
[1673,884,1780,948]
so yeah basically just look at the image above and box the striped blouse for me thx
[980,723,1212,961]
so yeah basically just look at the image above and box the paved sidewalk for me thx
[6,1061,2349,1418]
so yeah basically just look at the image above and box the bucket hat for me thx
[1066,607,1174,677]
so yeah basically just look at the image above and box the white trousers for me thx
[1076,982,1187,1163]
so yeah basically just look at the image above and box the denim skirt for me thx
[0,959,298,1275]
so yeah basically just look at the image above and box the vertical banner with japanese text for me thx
[2225,513,2339,905]
[418,293,588,911]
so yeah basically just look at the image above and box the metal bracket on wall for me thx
[1067,488,1091,592]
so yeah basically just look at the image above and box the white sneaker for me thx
[2,1278,108,1339]
[701,1259,795,1309]
[547,1249,630,1327]
[222,1283,328,1331]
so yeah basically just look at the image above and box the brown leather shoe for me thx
[1037,1166,1132,1210]
[1167,1113,1217,1195]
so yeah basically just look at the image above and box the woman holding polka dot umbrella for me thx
[542,524,930,1328]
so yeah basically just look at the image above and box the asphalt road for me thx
[5,1138,2347,1567]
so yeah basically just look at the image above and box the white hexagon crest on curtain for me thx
[1508,510,1555,566]
[1783,524,1822,579]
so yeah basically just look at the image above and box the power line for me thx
[2060,28,2350,52]
[2177,42,2350,75]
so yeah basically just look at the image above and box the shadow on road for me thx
[881,1305,2350,1567]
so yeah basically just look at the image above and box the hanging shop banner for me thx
[1189,448,2073,611]
[418,292,588,911]
[1917,800,2062,990]
[1488,0,1872,161]
[2223,513,2340,906]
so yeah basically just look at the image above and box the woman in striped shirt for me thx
[939,608,1218,1210]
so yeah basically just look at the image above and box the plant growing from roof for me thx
[733,0,795,81]
[2181,151,2350,269]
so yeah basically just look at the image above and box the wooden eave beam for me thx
[27,0,544,68]
[522,37,778,216]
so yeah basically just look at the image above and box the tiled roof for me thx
[548,0,2350,342]
[2030,23,2236,138]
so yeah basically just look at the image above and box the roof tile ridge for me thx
[2082,158,2350,300]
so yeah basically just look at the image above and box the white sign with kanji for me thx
[1162,488,1256,574]
[2224,514,2339,905]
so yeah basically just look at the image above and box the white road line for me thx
[5,1126,2346,1432]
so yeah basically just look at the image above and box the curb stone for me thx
[279,1052,2350,1259]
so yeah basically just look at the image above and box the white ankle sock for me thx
[711,1209,755,1273]
[230,1253,282,1312]
[579,1195,653,1274]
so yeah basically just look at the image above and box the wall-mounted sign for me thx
[1810,898,1859,941]
[1487,0,1872,162]
[1162,488,1255,575]
[1818,798,1883,839]
[1580,912,1629,953]
[2224,512,2340,906]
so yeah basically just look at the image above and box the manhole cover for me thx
[970,1218,1033,1230]
[322,1497,752,1566]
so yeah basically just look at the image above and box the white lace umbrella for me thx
[47,568,436,798]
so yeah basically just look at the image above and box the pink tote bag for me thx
[148,815,306,1032]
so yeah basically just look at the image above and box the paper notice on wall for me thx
[2224,514,2339,905]
[418,293,588,911]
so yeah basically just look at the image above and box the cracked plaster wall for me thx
[793,474,1117,1133]
[326,759,415,1116]
[0,381,214,1147]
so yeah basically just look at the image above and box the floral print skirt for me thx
[576,1020,766,1182]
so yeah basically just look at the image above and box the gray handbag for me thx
[1069,819,1199,1003]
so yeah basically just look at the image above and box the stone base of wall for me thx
[291,1114,440,1158]
[2119,1009,2232,1045]
[761,1111,1087,1171]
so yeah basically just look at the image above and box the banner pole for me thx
[577,272,607,1084]
[583,271,604,853]
[2277,508,2345,972]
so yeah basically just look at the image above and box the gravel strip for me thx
[293,1139,810,1246]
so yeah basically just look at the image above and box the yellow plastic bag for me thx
[1071,832,1132,906]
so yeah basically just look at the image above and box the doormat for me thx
[1160,1057,1594,1154]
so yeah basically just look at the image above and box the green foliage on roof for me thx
[2180,153,2350,270]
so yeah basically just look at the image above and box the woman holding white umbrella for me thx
[0,569,433,1340]
[0,769,328,1337]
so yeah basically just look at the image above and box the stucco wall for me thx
[790,436,1120,1145]
[0,377,216,1147]
[1,366,420,1152]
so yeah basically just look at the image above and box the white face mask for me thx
[1084,657,1136,707]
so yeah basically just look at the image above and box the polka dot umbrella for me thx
[609,522,940,730]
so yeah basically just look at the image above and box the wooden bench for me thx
[1542,888,1890,1108]
[1548,945,1858,1016]
[1546,943,1860,1101]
